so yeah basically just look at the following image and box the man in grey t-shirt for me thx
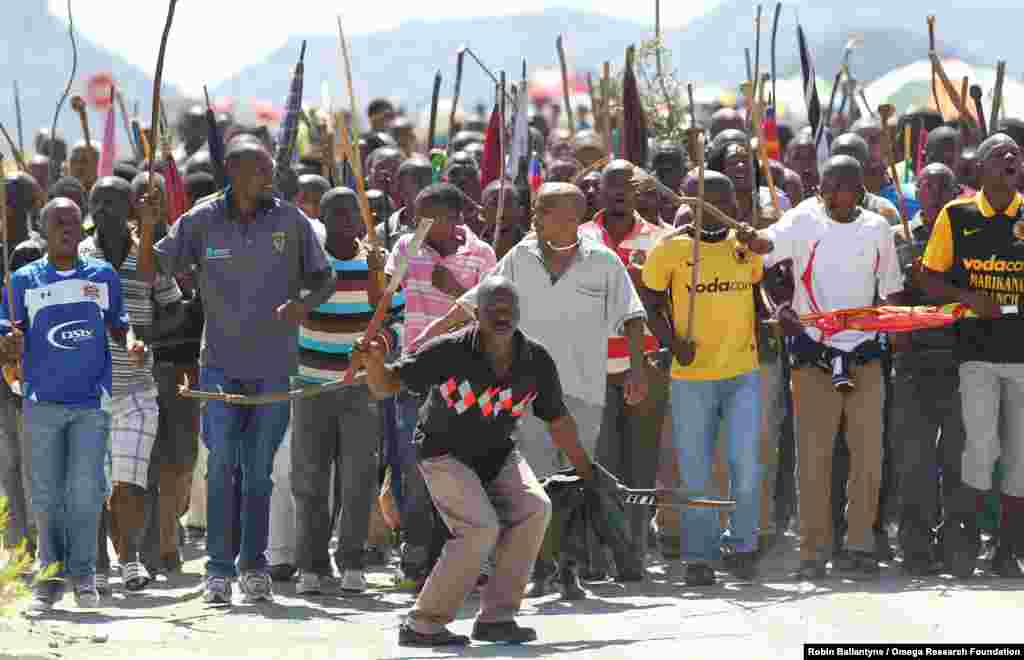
[150,140,335,605]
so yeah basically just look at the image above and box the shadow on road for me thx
[379,634,678,659]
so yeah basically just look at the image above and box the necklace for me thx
[546,239,579,252]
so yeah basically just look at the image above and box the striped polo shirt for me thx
[79,234,183,397]
[580,212,663,374]
[297,251,405,384]
[385,225,496,352]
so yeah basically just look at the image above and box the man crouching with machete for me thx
[355,276,622,647]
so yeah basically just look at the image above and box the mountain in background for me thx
[0,0,179,159]
[213,5,998,126]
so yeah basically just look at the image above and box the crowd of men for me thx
[1,85,1024,647]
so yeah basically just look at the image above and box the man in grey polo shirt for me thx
[149,139,336,606]
[411,182,648,599]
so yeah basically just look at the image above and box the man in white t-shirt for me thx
[743,155,904,580]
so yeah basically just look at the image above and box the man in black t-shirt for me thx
[920,133,1024,579]
[358,277,614,647]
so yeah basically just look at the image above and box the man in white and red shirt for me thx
[579,161,666,581]
[384,183,496,585]
[745,155,904,580]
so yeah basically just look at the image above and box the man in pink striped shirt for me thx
[384,183,496,586]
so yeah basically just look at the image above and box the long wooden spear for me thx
[12,82,23,157]
[138,0,177,286]
[680,129,704,366]
[556,35,575,135]
[991,61,1006,133]
[337,15,386,292]
[448,48,466,151]
[427,71,442,152]
[49,0,77,187]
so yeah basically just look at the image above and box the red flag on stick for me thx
[621,45,648,167]
[480,103,502,189]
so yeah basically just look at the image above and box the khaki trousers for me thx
[793,361,884,561]
[409,450,550,633]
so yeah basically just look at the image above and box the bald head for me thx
[976,133,1018,163]
[320,187,359,215]
[534,182,586,218]
[711,108,745,138]
[601,159,634,182]
[918,162,958,224]
[821,154,863,181]
[7,173,42,217]
[830,133,870,167]
[476,276,520,340]
[919,162,956,187]
[925,126,963,170]
[679,169,738,228]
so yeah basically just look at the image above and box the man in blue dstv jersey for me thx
[0,198,145,613]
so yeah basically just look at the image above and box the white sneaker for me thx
[95,572,110,596]
[296,571,322,595]
[239,570,274,603]
[340,569,367,593]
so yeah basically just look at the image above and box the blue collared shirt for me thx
[154,187,331,380]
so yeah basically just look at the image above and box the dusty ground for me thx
[1,532,1022,660]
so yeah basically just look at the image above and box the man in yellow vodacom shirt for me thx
[639,171,764,586]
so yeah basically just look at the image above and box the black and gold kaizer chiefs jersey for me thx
[923,191,1024,363]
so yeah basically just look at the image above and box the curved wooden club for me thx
[70,95,91,147]
[970,85,988,138]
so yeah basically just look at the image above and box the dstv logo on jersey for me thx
[47,320,95,350]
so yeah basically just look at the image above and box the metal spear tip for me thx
[299,40,307,62]
[70,95,87,112]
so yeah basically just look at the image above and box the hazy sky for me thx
[49,0,721,95]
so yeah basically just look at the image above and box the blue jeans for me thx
[200,367,290,578]
[395,391,434,566]
[670,371,761,562]
[25,400,110,579]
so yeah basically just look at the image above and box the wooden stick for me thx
[602,61,612,157]
[750,83,781,217]
[337,16,364,142]
[652,179,743,230]
[448,48,466,152]
[928,53,974,128]
[495,72,507,249]
[337,112,382,269]
[740,81,762,226]
[427,70,442,152]
[140,0,177,287]
[556,35,575,135]
[337,16,386,291]
[0,123,27,172]
[971,85,988,138]
[878,104,913,242]
[991,60,1006,133]
[927,15,940,115]
[71,95,91,147]
[116,91,140,160]
[684,130,705,353]
[12,81,24,157]
[179,370,369,405]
